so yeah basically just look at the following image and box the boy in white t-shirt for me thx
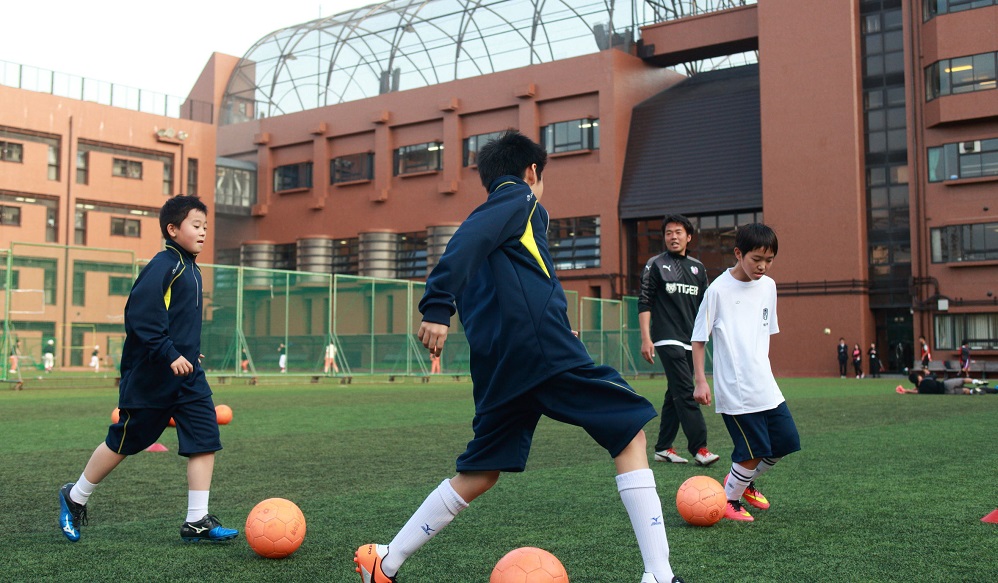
[691,223,800,523]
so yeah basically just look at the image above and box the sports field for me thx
[3,376,996,582]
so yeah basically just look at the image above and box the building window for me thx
[332,238,360,274]
[274,162,313,191]
[0,141,24,163]
[75,210,87,245]
[397,231,428,279]
[935,313,998,350]
[76,151,88,184]
[463,131,505,166]
[925,51,998,101]
[394,142,442,175]
[187,158,198,195]
[112,158,143,179]
[0,269,20,290]
[110,217,141,238]
[46,207,57,242]
[927,138,998,181]
[48,144,60,180]
[331,152,374,183]
[215,164,257,212]
[549,216,600,270]
[163,158,173,195]
[924,0,997,21]
[108,276,132,296]
[541,119,599,154]
[0,205,21,226]
[931,222,998,262]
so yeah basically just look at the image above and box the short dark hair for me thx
[662,214,695,236]
[908,371,921,385]
[735,223,779,256]
[160,195,207,240]
[476,130,547,189]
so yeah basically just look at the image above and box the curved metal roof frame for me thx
[220,0,756,125]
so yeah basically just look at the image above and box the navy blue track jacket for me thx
[419,176,593,414]
[118,242,210,408]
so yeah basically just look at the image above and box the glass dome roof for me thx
[220,0,756,124]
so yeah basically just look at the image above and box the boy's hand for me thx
[418,321,449,356]
[170,355,194,376]
[694,378,712,406]
[640,339,655,364]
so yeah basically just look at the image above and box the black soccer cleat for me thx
[180,513,238,542]
[58,482,88,542]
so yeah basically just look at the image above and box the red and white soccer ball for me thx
[490,546,569,583]
[245,498,306,559]
[676,475,726,526]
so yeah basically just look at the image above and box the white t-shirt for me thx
[325,344,336,359]
[691,268,784,415]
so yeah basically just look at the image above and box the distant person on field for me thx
[868,343,881,378]
[837,337,848,378]
[852,343,863,379]
[90,345,100,373]
[57,195,238,544]
[325,342,339,374]
[43,339,55,373]
[240,348,249,373]
[430,348,441,374]
[919,335,931,369]
[637,213,718,467]
[959,340,971,378]
[278,343,287,373]
[8,340,21,374]
[354,130,684,583]
[692,223,801,523]
[897,370,992,395]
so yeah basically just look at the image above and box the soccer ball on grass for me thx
[245,498,306,559]
[676,475,726,526]
[490,546,569,582]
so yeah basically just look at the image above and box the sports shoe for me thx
[742,482,770,510]
[639,574,685,583]
[180,514,238,542]
[724,499,754,522]
[694,447,720,466]
[355,544,397,582]
[653,448,688,464]
[58,483,87,542]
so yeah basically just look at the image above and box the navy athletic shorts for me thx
[106,395,222,457]
[722,401,801,463]
[455,363,658,473]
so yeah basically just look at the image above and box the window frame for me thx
[273,162,314,192]
[394,142,443,176]
[331,152,374,184]
[541,118,600,154]
[0,141,24,163]
[110,216,142,238]
[112,158,143,180]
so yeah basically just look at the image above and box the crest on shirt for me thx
[666,283,677,294]
[691,266,699,275]
[763,308,769,321]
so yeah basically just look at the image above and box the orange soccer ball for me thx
[215,404,233,425]
[490,547,569,583]
[676,475,726,527]
[245,498,306,559]
[111,408,120,423]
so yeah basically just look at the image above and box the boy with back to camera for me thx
[691,224,801,523]
[58,195,238,544]
[354,131,684,583]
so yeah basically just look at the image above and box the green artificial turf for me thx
[2,377,996,582]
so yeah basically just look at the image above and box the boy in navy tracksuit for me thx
[58,196,237,544]
[355,131,683,583]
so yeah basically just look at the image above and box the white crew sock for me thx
[382,479,468,577]
[186,490,210,523]
[616,469,674,583]
[70,473,97,506]
[724,462,755,501]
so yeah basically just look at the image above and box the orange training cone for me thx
[145,443,169,452]
[982,509,998,523]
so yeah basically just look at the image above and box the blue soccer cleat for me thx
[59,483,87,542]
[180,514,238,542]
